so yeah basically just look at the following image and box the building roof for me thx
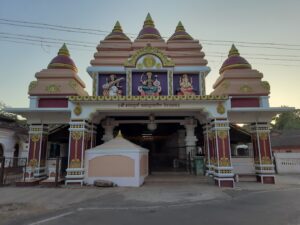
[219,44,252,74]
[271,130,300,148]
[47,43,78,72]
[168,21,193,41]
[105,21,130,41]
[136,13,162,40]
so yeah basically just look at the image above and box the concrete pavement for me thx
[0,174,300,225]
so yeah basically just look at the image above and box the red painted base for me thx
[257,175,275,184]
[214,178,234,188]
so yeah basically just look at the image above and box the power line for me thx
[1,17,300,49]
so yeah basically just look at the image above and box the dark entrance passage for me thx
[119,123,184,173]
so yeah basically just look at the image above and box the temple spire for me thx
[175,21,186,32]
[143,13,155,28]
[58,43,70,57]
[228,44,240,57]
[112,21,123,33]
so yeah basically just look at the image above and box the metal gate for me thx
[0,157,27,186]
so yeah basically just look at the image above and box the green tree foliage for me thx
[272,109,300,130]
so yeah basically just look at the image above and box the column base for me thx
[65,168,84,186]
[214,177,235,188]
[256,174,275,184]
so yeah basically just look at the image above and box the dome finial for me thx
[228,44,240,57]
[112,21,123,33]
[175,21,185,32]
[144,13,155,28]
[58,43,70,57]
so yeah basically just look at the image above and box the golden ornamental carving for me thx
[28,81,38,92]
[31,134,40,142]
[124,45,175,67]
[28,159,37,167]
[73,103,82,116]
[259,132,268,141]
[240,85,252,93]
[261,156,272,165]
[71,131,82,141]
[143,55,156,68]
[217,130,228,139]
[217,103,225,115]
[46,84,60,93]
[219,157,231,167]
[69,80,78,90]
[261,81,270,92]
[221,81,230,90]
[70,158,81,168]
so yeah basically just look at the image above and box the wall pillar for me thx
[211,119,234,188]
[90,123,97,148]
[65,120,91,185]
[101,118,116,142]
[203,123,213,176]
[26,124,48,179]
[251,123,275,184]
[183,118,198,156]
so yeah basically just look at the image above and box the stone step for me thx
[145,175,212,184]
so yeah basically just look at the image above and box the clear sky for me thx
[0,0,299,108]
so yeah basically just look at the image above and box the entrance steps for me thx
[145,171,213,184]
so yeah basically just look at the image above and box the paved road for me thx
[5,187,300,225]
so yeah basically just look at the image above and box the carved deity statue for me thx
[177,74,196,96]
[102,74,124,96]
[138,72,161,96]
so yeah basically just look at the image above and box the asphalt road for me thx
[5,187,300,225]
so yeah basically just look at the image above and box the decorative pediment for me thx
[124,45,175,67]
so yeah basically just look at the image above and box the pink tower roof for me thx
[219,44,251,74]
[47,43,78,73]
[136,13,162,40]
[168,21,193,41]
[105,21,130,41]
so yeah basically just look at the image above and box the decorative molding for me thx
[69,95,228,102]
[124,45,175,67]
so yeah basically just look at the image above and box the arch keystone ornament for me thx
[124,45,175,67]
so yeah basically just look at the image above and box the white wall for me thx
[274,153,300,174]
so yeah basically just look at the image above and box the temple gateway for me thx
[10,14,290,187]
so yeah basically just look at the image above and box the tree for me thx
[272,108,300,130]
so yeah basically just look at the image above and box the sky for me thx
[0,0,299,108]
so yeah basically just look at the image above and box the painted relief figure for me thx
[102,74,124,96]
[138,72,161,96]
[177,74,196,96]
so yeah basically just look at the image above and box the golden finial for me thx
[112,21,123,33]
[144,13,154,27]
[228,44,240,57]
[58,43,70,57]
[176,21,185,32]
